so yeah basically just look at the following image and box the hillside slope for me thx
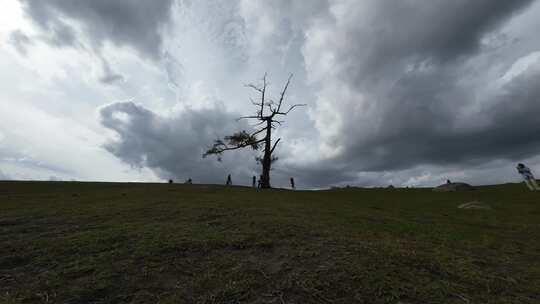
[1,181,539,303]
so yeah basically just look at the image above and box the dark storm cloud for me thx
[19,0,174,60]
[306,0,540,178]
[276,164,357,189]
[13,0,537,188]
[94,0,540,188]
[330,0,535,87]
[99,102,259,183]
[342,70,540,171]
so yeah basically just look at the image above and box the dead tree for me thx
[204,73,305,189]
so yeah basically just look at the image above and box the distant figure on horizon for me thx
[516,163,539,191]
[290,177,295,189]
[252,176,256,188]
[226,174,232,186]
[257,175,262,189]
[169,179,173,184]
[185,178,192,184]
[447,179,451,184]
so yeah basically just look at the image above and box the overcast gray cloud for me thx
[0,170,9,180]
[2,0,540,188]
[98,58,124,85]
[301,0,540,175]
[343,62,540,171]
[99,101,259,184]
[329,0,534,83]
[18,0,174,60]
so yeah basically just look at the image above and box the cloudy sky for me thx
[1,0,540,188]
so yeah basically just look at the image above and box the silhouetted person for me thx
[517,163,539,191]
[447,179,451,184]
[252,176,256,188]
[290,177,295,189]
[185,178,192,184]
[257,175,262,189]
[226,174,232,186]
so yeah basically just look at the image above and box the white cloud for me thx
[2,0,540,188]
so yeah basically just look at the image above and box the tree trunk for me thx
[261,120,272,188]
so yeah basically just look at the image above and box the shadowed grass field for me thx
[0,181,539,303]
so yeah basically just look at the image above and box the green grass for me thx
[1,181,539,303]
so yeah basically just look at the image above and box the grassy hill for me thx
[1,181,539,303]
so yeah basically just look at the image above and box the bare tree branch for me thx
[244,84,263,93]
[236,115,261,121]
[276,103,307,115]
[250,127,268,138]
[267,103,275,113]
[205,139,265,155]
[270,138,281,154]
[261,73,267,118]
[275,74,293,114]
[204,131,265,158]
[204,73,303,189]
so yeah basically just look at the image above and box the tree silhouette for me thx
[204,74,305,189]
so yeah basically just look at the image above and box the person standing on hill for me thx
[516,163,539,191]
[290,177,295,189]
[226,174,232,186]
